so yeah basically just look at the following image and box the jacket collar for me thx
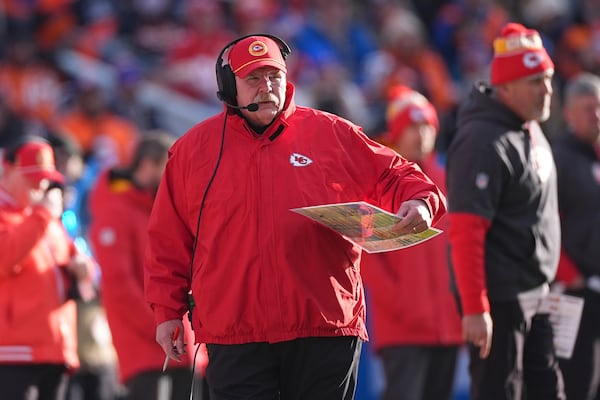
[228,82,297,142]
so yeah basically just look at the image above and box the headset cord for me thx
[186,112,227,399]
[189,110,227,285]
[188,343,203,400]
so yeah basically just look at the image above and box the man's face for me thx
[235,66,286,128]
[8,168,50,208]
[564,93,600,145]
[393,123,437,163]
[499,71,554,122]
[151,156,169,193]
[138,156,169,194]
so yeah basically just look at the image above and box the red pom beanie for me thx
[490,22,554,85]
[384,85,438,144]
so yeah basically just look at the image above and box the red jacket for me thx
[0,188,79,369]
[144,83,446,345]
[89,171,202,382]
[361,156,462,349]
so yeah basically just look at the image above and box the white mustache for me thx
[254,95,279,105]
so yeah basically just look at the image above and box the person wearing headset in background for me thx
[88,131,209,400]
[446,23,565,399]
[0,135,95,400]
[144,34,446,400]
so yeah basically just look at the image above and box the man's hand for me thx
[393,199,432,235]
[65,253,97,302]
[463,312,493,358]
[156,319,185,362]
[33,186,64,219]
[66,253,93,282]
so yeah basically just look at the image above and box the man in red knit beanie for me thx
[446,22,566,399]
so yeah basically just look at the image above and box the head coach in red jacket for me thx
[144,33,446,400]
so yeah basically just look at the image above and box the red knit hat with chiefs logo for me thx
[3,138,65,185]
[228,36,287,78]
[384,85,439,144]
[490,22,554,85]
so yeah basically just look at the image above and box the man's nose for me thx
[257,76,273,91]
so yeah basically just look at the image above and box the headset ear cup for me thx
[220,64,237,105]
[216,61,225,101]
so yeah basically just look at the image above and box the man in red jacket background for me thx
[89,131,208,400]
[362,86,463,400]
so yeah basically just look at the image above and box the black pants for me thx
[559,288,600,400]
[125,368,207,400]
[378,345,459,400]
[468,299,565,400]
[206,336,362,400]
[66,364,123,400]
[0,364,69,400]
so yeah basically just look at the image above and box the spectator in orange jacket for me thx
[0,135,95,400]
[54,82,140,169]
[89,131,208,400]
[0,35,63,132]
[362,86,463,400]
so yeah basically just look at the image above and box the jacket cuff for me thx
[152,305,183,326]
[417,191,447,226]
[448,212,491,314]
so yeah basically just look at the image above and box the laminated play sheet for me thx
[291,201,442,253]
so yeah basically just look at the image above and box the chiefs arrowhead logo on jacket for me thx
[289,153,313,167]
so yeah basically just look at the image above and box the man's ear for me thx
[493,82,513,104]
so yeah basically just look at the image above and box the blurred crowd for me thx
[1,0,600,152]
[2,0,600,399]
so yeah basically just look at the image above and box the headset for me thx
[215,33,291,107]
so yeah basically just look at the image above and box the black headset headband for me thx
[215,33,291,106]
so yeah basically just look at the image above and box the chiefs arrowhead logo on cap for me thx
[249,41,269,57]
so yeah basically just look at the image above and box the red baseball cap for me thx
[8,140,65,185]
[228,35,287,78]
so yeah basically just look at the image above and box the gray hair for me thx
[564,72,600,107]
[129,130,175,171]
